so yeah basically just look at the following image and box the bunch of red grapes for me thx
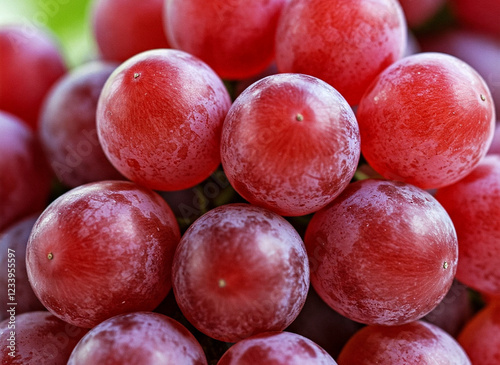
[1,0,500,363]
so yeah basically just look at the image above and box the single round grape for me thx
[0,311,87,365]
[91,0,171,62]
[165,0,287,80]
[435,155,500,295]
[337,321,471,364]
[458,302,500,364]
[275,0,407,106]
[97,49,231,191]
[305,179,458,326]
[26,180,181,328]
[217,331,337,365]
[39,61,122,188]
[357,52,495,189]
[449,0,500,37]
[0,111,52,232]
[172,204,309,342]
[67,312,207,365]
[0,24,67,130]
[0,214,45,320]
[221,73,360,216]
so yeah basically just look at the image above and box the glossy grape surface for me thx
[39,61,122,187]
[92,0,171,62]
[165,0,287,80]
[172,204,309,342]
[458,302,500,364]
[0,25,67,130]
[221,73,360,216]
[305,179,458,325]
[0,111,52,232]
[67,312,207,365]
[435,155,500,295]
[97,49,231,191]
[26,180,181,328]
[217,331,337,365]
[337,321,471,364]
[275,0,407,106]
[0,214,45,320]
[0,311,87,365]
[357,52,495,189]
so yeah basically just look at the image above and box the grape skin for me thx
[39,61,122,187]
[217,331,337,365]
[67,312,207,365]
[305,179,458,326]
[172,204,310,342]
[26,181,181,328]
[337,321,471,364]
[435,155,500,295]
[221,73,360,216]
[97,49,232,191]
[357,52,495,189]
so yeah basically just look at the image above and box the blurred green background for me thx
[0,0,95,67]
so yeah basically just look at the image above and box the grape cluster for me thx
[1,0,499,364]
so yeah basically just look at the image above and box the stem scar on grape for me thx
[133,72,141,79]
[443,261,448,269]
[480,94,486,101]
[295,113,304,122]
[218,279,227,288]
[47,252,54,260]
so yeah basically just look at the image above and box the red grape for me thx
[458,301,500,364]
[0,24,67,130]
[39,61,122,188]
[67,312,207,365]
[0,111,52,232]
[357,52,495,189]
[0,311,87,365]
[217,331,337,365]
[92,0,171,62]
[165,0,287,80]
[449,0,500,37]
[221,73,360,216]
[305,179,458,325]
[435,155,500,296]
[275,0,407,106]
[337,321,471,364]
[26,180,181,328]
[0,214,45,321]
[97,49,231,191]
[172,204,309,342]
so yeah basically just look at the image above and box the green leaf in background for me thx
[0,0,96,67]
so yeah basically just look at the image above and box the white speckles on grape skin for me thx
[305,179,458,326]
[172,204,310,342]
[26,181,181,328]
[219,331,338,364]
[338,321,471,364]
[67,312,207,365]
[97,49,231,191]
